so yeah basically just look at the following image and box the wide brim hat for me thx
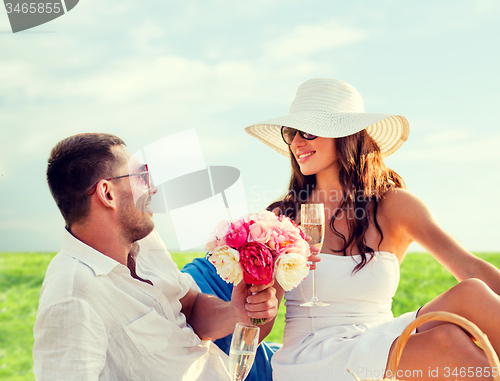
[245,78,410,157]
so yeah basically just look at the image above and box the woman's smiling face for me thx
[290,132,338,177]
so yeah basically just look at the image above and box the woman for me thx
[245,79,500,381]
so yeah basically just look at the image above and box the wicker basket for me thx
[355,311,500,381]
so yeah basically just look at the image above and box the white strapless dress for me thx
[272,252,418,381]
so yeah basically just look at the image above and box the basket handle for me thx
[387,311,500,381]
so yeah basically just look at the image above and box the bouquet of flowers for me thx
[205,210,311,323]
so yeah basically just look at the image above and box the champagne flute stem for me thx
[311,268,319,302]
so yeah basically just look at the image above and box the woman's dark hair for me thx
[267,129,405,273]
[46,133,125,229]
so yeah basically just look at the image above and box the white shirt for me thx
[33,229,230,381]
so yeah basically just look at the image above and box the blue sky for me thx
[0,0,499,252]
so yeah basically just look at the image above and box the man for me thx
[33,133,278,380]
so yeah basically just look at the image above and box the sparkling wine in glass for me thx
[228,323,259,381]
[300,203,329,307]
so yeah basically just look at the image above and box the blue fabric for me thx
[181,257,280,381]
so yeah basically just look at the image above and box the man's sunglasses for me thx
[281,126,318,145]
[87,164,151,195]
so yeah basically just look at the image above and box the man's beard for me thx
[118,190,154,243]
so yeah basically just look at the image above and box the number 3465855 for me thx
[5,3,62,14]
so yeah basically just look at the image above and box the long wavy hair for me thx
[267,129,406,273]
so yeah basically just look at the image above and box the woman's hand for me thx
[307,245,322,270]
[304,234,322,270]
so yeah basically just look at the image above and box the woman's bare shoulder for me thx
[380,187,414,201]
[379,188,428,213]
[378,188,437,233]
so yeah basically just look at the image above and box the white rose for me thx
[249,210,278,222]
[282,238,310,258]
[275,253,310,291]
[210,245,243,285]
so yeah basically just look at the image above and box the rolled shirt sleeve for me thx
[33,299,107,381]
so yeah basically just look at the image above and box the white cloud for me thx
[393,131,500,163]
[475,0,499,14]
[0,212,59,231]
[198,135,244,159]
[0,60,46,99]
[424,130,471,145]
[264,22,367,60]
[130,21,165,55]
[68,56,211,103]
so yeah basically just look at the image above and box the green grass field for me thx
[1,252,499,380]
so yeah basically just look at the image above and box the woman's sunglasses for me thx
[281,126,318,145]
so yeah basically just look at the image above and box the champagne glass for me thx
[228,323,260,381]
[300,203,329,307]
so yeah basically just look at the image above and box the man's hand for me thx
[231,280,278,325]
[182,280,278,342]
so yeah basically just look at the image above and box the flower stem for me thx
[251,318,267,325]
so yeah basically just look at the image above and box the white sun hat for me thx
[244,78,410,157]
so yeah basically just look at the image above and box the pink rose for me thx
[279,216,306,241]
[248,210,278,223]
[239,242,275,285]
[248,220,272,244]
[268,227,296,255]
[225,220,250,250]
[205,219,229,253]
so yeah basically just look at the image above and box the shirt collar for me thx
[62,228,122,276]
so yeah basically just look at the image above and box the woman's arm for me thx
[388,188,500,295]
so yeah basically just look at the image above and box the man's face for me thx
[112,145,155,243]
